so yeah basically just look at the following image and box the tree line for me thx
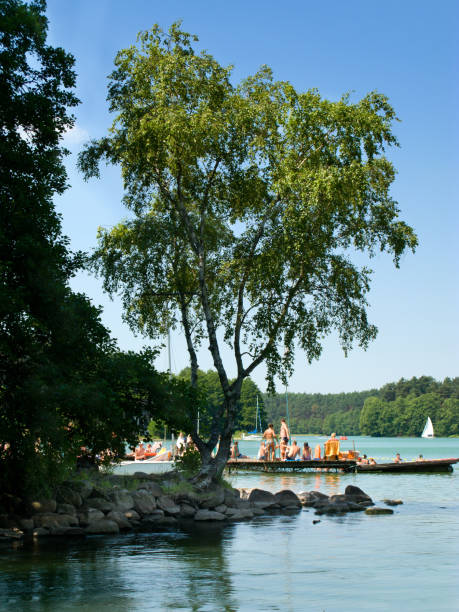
[264,376,459,436]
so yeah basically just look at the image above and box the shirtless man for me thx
[286,439,300,460]
[263,423,278,461]
[280,418,290,445]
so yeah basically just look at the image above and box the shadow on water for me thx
[0,523,239,612]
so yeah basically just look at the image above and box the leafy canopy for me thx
[79,23,417,476]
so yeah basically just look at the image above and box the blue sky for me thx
[46,0,458,394]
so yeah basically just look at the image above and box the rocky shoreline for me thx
[0,472,399,544]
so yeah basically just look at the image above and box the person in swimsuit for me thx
[279,438,288,460]
[394,453,403,463]
[286,440,300,460]
[263,423,278,461]
[280,418,290,445]
[257,440,267,460]
[302,442,312,460]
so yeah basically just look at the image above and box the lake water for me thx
[1,437,458,611]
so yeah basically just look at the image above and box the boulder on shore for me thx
[365,507,394,515]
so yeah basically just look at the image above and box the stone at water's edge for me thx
[245,488,276,508]
[274,490,301,507]
[30,499,57,514]
[194,509,227,521]
[344,485,373,506]
[383,499,403,506]
[156,495,180,515]
[132,490,156,515]
[365,507,394,515]
[85,519,120,534]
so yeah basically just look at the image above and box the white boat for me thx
[112,457,175,475]
[242,396,263,440]
[421,416,434,438]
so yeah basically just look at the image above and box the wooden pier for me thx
[226,458,357,473]
[226,457,459,474]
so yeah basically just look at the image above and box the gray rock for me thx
[297,491,329,507]
[57,503,76,516]
[156,516,177,526]
[274,490,301,507]
[141,511,168,525]
[223,488,241,507]
[49,527,85,537]
[383,499,403,506]
[85,519,120,534]
[88,486,110,501]
[156,495,180,516]
[247,489,277,508]
[124,509,140,521]
[344,485,373,506]
[132,490,156,515]
[194,509,227,521]
[30,499,57,514]
[136,482,164,497]
[225,508,254,520]
[214,504,227,514]
[71,480,93,500]
[282,504,302,513]
[34,513,77,529]
[199,487,226,509]
[179,504,197,518]
[56,487,82,508]
[32,527,49,537]
[86,497,114,513]
[133,472,150,479]
[107,490,134,512]
[251,507,265,516]
[78,508,104,526]
[106,511,132,530]
[365,507,394,515]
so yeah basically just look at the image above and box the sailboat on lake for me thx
[242,396,263,440]
[421,416,434,438]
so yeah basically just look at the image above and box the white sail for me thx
[421,417,434,438]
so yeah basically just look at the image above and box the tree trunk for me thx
[191,395,237,490]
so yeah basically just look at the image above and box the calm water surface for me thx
[1,437,458,611]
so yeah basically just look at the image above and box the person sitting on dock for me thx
[369,457,377,465]
[358,454,369,465]
[313,444,322,460]
[135,442,146,461]
[286,440,300,461]
[257,440,267,460]
[302,442,312,460]
[417,454,424,461]
[394,453,403,463]
[263,423,278,461]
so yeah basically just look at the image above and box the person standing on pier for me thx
[280,418,290,445]
[263,423,278,461]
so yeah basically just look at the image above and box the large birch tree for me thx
[79,23,417,486]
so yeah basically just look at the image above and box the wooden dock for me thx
[226,457,459,474]
[226,458,357,473]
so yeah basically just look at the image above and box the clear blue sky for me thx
[46,0,458,394]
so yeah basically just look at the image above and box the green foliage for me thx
[0,3,198,496]
[174,448,202,477]
[78,22,417,479]
[265,376,459,437]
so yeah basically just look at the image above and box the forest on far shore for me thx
[263,376,459,437]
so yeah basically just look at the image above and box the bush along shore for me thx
[0,472,399,543]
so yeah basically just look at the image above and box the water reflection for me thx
[0,524,238,611]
